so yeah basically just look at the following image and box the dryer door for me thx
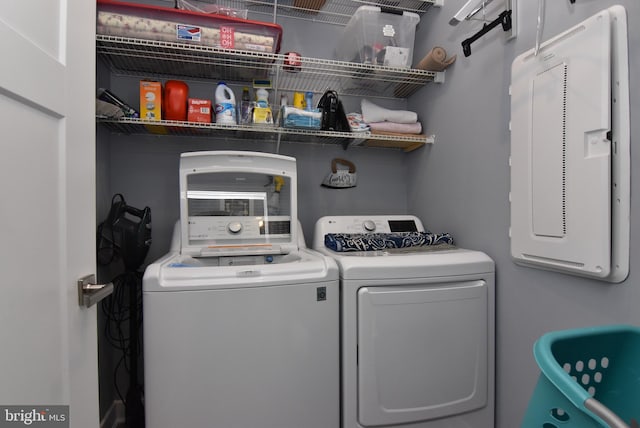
[357,280,488,426]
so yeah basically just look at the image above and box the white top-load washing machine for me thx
[313,215,495,428]
[143,151,339,428]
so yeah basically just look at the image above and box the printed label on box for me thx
[176,24,201,41]
[382,24,396,37]
[220,26,235,49]
[188,98,212,123]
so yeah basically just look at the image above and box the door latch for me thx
[77,274,113,308]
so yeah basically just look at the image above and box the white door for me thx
[0,1,99,427]
[357,281,489,426]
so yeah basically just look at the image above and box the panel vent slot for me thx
[562,64,568,235]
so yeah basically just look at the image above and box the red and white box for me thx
[188,98,212,123]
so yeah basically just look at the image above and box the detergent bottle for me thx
[239,86,251,124]
[214,82,237,124]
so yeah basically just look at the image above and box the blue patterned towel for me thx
[324,232,454,252]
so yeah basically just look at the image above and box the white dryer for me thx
[313,215,495,428]
[143,152,339,428]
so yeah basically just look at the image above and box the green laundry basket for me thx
[522,324,640,428]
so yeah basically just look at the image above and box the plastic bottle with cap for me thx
[214,82,237,125]
[256,88,269,108]
[305,92,314,111]
[240,86,251,124]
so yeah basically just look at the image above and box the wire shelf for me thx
[96,0,440,153]
[194,0,438,26]
[97,117,433,151]
[96,35,438,98]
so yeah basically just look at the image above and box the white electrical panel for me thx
[509,6,629,282]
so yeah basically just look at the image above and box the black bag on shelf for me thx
[317,89,350,132]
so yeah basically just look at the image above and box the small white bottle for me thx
[256,88,269,108]
[215,82,237,125]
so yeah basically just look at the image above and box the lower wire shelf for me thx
[97,117,434,152]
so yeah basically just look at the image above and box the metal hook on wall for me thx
[450,0,494,25]
[467,0,493,23]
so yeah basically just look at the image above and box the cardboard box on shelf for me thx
[188,98,212,123]
[140,80,162,121]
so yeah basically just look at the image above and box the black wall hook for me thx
[461,9,512,57]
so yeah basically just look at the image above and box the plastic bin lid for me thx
[352,5,420,22]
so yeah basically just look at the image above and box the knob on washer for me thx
[363,220,376,232]
[228,222,242,234]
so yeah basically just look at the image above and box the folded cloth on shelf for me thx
[346,112,370,132]
[361,99,418,124]
[368,121,422,134]
[325,232,454,252]
[416,46,457,71]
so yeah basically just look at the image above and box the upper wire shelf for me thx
[178,0,440,26]
[96,35,439,99]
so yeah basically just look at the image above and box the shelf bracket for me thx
[275,133,282,153]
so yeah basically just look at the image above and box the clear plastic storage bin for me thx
[522,325,640,428]
[334,6,419,68]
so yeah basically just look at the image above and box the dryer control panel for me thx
[313,215,426,242]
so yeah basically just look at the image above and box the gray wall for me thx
[407,1,640,426]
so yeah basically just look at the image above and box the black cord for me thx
[97,193,126,266]
[101,270,144,422]
[98,193,149,426]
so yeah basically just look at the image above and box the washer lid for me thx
[179,151,299,257]
[143,248,338,292]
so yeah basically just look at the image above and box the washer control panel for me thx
[189,216,291,241]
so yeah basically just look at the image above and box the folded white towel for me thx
[361,99,418,124]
